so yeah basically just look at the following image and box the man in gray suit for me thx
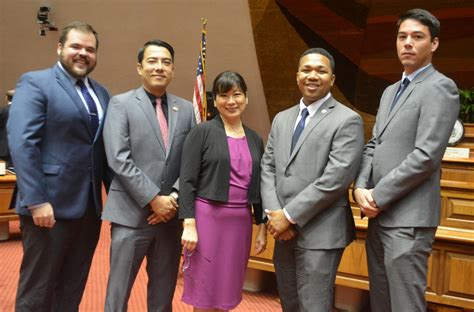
[102,39,195,311]
[353,9,459,312]
[261,48,364,312]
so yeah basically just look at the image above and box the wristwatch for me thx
[170,191,179,201]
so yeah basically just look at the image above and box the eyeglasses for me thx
[182,250,194,272]
[181,249,211,272]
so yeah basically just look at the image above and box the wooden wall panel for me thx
[427,250,440,294]
[339,239,369,278]
[443,252,474,297]
[441,186,474,230]
[0,189,13,214]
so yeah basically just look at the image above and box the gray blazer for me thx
[102,87,195,228]
[261,96,364,249]
[354,65,459,227]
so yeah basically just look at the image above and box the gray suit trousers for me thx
[366,218,436,312]
[104,220,182,312]
[273,239,344,312]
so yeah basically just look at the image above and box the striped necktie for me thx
[76,79,99,135]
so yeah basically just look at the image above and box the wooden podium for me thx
[247,125,474,310]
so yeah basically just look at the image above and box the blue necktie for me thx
[77,79,99,135]
[389,78,410,113]
[291,108,309,153]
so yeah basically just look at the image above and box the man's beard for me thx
[59,53,96,79]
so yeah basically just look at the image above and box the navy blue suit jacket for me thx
[7,63,111,219]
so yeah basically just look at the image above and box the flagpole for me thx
[192,18,208,123]
[201,18,207,121]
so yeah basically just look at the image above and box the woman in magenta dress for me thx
[179,71,267,311]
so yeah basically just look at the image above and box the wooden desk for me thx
[248,179,474,310]
[0,174,17,240]
[0,174,16,220]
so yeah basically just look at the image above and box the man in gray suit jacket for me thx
[261,48,364,312]
[353,9,460,312]
[102,39,195,311]
[8,22,110,311]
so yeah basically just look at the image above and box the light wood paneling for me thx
[444,252,474,297]
[441,184,474,230]
[427,250,440,294]
[446,197,474,227]
[0,175,16,222]
[0,189,13,213]
[338,239,368,278]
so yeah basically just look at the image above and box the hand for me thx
[149,195,178,223]
[275,226,297,241]
[265,209,291,236]
[147,212,164,225]
[354,188,381,218]
[30,203,56,228]
[254,223,267,255]
[181,219,198,252]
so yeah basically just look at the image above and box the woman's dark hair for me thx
[212,71,247,100]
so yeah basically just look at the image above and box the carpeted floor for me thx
[0,221,282,312]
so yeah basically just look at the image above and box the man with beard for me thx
[7,21,110,312]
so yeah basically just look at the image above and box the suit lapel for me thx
[289,98,335,162]
[166,94,179,158]
[89,79,107,110]
[54,65,94,138]
[284,105,300,159]
[88,79,108,142]
[378,65,436,137]
[135,87,167,154]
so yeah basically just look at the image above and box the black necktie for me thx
[76,79,99,135]
[389,78,410,113]
[291,108,309,153]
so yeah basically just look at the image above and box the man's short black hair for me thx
[398,8,440,40]
[299,48,335,73]
[138,39,175,63]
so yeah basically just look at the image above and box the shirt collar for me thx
[402,63,431,82]
[144,89,168,107]
[57,61,89,87]
[298,92,331,117]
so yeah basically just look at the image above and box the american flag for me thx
[192,18,207,123]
